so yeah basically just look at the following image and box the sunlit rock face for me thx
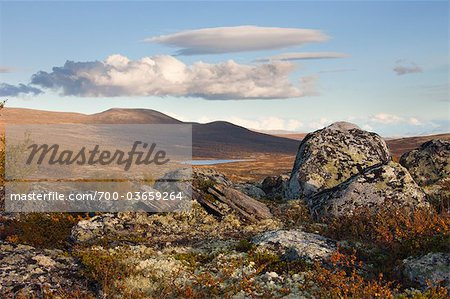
[400,139,450,187]
[286,121,391,199]
[309,161,429,220]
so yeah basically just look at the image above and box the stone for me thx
[309,162,429,220]
[261,174,289,200]
[286,122,391,199]
[400,140,450,186]
[233,183,266,199]
[0,241,93,297]
[402,252,450,291]
[251,229,336,262]
[198,184,272,223]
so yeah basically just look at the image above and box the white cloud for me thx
[370,113,404,124]
[309,117,332,130]
[145,26,329,55]
[30,54,318,100]
[256,52,349,62]
[407,117,423,126]
[369,113,426,126]
[362,124,374,131]
[194,116,304,131]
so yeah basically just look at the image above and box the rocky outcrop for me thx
[399,140,450,187]
[195,184,272,222]
[252,229,336,262]
[0,242,93,297]
[309,162,429,219]
[402,252,450,291]
[286,122,391,199]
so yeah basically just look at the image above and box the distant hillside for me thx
[386,133,450,158]
[1,107,448,159]
[0,108,299,158]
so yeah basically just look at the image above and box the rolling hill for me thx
[0,108,299,158]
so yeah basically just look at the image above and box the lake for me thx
[183,159,254,166]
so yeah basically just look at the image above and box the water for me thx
[183,159,254,166]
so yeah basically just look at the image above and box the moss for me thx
[235,239,255,252]
[196,178,215,192]
[173,252,213,267]
[0,213,87,249]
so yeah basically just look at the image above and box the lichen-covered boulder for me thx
[286,122,391,199]
[402,252,450,291]
[400,140,450,187]
[310,162,429,220]
[251,229,336,262]
[0,242,93,297]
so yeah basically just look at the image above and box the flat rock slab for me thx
[252,229,336,262]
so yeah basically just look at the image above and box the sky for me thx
[0,1,448,136]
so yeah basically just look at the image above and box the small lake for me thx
[183,159,254,166]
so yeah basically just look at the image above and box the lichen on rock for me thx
[286,122,391,199]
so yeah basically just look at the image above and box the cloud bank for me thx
[30,54,316,99]
[0,83,43,97]
[146,26,329,55]
[256,52,349,62]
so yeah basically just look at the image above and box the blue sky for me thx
[0,1,448,136]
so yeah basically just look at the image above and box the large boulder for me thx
[400,140,450,187]
[0,242,93,297]
[402,252,450,291]
[309,162,429,220]
[251,229,336,262]
[286,122,391,199]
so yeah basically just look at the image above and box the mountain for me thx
[0,107,299,158]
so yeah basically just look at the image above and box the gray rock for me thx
[196,184,272,223]
[71,212,152,244]
[286,122,391,199]
[262,174,289,200]
[310,162,429,220]
[252,229,336,262]
[402,252,450,291]
[0,241,93,297]
[234,183,266,199]
[400,140,450,187]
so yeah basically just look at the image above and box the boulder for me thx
[309,162,429,220]
[261,174,289,200]
[0,242,93,297]
[195,184,272,223]
[286,122,391,199]
[233,182,266,199]
[402,252,450,291]
[400,140,450,187]
[251,229,336,262]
